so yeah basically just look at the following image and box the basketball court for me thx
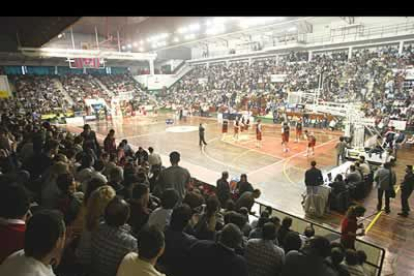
[65,113,414,275]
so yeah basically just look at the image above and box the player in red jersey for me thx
[281,121,290,152]
[304,130,316,156]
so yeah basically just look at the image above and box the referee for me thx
[199,123,207,147]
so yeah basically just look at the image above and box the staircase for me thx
[133,62,193,90]
[53,78,74,106]
[94,78,115,97]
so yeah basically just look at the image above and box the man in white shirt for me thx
[0,210,66,276]
[148,147,162,173]
[117,225,165,276]
[148,189,179,231]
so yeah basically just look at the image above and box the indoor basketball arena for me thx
[0,16,413,276]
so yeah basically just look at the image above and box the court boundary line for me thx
[365,185,402,234]
[221,135,286,160]
[249,137,337,177]
[200,137,247,172]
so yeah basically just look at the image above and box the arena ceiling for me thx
[0,17,80,51]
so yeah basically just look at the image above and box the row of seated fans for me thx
[1,74,150,115]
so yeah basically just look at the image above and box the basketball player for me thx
[245,118,250,131]
[256,119,262,148]
[281,121,290,152]
[295,118,303,143]
[221,119,228,140]
[240,117,245,133]
[304,130,316,156]
[234,118,240,141]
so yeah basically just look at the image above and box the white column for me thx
[399,41,404,54]
[348,46,353,60]
[149,59,155,76]
[308,51,313,62]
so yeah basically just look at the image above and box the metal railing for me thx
[253,200,386,276]
[306,21,414,45]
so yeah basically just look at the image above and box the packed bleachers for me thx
[163,47,414,127]
[8,75,70,114]
[0,113,384,276]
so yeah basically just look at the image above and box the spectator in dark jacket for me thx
[187,223,248,276]
[236,174,254,198]
[158,204,198,276]
[304,161,323,194]
[127,184,150,236]
[216,171,231,206]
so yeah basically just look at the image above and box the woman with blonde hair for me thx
[75,185,116,266]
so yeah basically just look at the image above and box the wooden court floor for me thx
[66,114,414,276]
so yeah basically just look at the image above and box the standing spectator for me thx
[277,217,293,247]
[128,184,151,235]
[398,165,414,217]
[158,151,191,203]
[340,206,366,250]
[148,147,162,173]
[236,174,254,197]
[0,185,30,264]
[91,197,137,276]
[335,137,349,166]
[0,210,66,276]
[187,223,248,276]
[104,129,117,154]
[304,161,324,194]
[245,222,285,276]
[116,225,165,276]
[148,189,179,231]
[216,171,231,206]
[374,162,396,213]
[80,124,100,156]
[158,204,198,276]
[235,189,261,213]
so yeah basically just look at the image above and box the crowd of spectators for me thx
[0,73,156,117]
[161,47,414,127]
[2,76,70,114]
[0,112,376,276]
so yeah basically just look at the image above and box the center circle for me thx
[165,126,199,133]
